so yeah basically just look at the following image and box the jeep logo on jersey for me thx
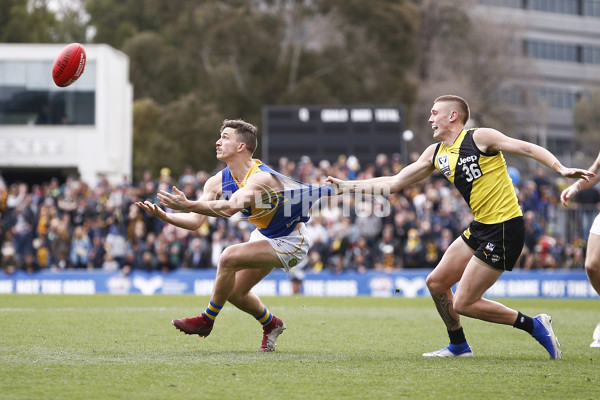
[457,155,478,166]
[437,155,452,177]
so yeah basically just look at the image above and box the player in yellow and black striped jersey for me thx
[327,95,594,360]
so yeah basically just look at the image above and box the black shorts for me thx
[460,216,524,271]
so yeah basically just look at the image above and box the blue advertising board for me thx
[0,269,597,298]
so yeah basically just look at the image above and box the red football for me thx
[52,43,87,87]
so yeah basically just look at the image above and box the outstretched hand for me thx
[560,185,579,207]
[324,176,345,195]
[558,167,595,181]
[135,200,167,219]
[157,186,190,211]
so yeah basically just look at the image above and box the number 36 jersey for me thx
[433,128,522,224]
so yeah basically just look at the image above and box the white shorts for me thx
[591,213,600,236]
[249,223,310,272]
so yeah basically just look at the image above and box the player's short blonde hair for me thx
[434,95,470,125]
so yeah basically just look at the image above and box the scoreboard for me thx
[261,105,405,165]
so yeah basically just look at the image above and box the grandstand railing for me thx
[552,204,599,243]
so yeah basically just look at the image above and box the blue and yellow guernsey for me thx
[221,159,332,238]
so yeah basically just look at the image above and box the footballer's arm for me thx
[326,144,437,195]
[136,174,221,230]
[157,171,275,218]
[474,128,594,180]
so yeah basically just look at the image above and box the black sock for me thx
[448,327,467,345]
[513,311,534,334]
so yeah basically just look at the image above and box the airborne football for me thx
[52,43,86,87]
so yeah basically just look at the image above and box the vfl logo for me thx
[437,155,452,177]
[133,276,164,295]
[393,277,427,298]
[485,242,495,252]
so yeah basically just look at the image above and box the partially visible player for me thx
[137,119,330,351]
[560,150,600,347]
[327,95,594,359]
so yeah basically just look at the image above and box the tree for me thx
[0,0,88,43]
[407,0,525,154]
[122,31,187,103]
[0,0,57,42]
[572,90,600,167]
[85,0,189,49]
[87,0,420,176]
[132,95,223,180]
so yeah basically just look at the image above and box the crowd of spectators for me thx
[0,153,597,276]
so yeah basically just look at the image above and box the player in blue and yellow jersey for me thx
[136,119,330,351]
[327,95,594,359]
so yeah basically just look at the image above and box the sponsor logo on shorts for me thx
[463,227,471,239]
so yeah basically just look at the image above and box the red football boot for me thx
[259,316,286,352]
[172,314,214,337]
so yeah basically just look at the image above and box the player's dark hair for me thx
[221,119,258,155]
[434,95,470,125]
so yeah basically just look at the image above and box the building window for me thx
[481,0,600,17]
[546,137,574,156]
[526,39,600,64]
[584,0,600,17]
[478,0,523,7]
[525,39,580,62]
[496,85,580,110]
[0,60,95,125]
[529,0,579,14]
[529,86,580,109]
[494,85,526,105]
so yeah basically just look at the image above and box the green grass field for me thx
[1,294,599,400]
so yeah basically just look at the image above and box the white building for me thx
[0,43,133,186]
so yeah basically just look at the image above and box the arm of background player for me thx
[326,144,437,195]
[561,151,600,206]
[136,173,221,230]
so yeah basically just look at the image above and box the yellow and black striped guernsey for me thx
[433,129,522,224]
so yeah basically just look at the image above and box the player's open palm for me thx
[135,201,167,219]
[157,186,189,211]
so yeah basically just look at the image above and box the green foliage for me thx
[573,90,600,165]
[85,0,190,48]
[0,0,88,43]
[132,96,222,180]
[2,294,600,399]
[0,0,56,42]
[3,0,520,177]
[84,0,421,176]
